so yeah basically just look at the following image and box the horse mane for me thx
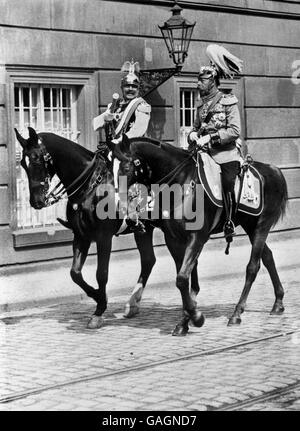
[129,137,190,159]
[38,132,94,160]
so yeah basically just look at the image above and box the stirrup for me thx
[223,219,236,238]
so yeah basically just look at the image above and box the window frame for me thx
[6,67,98,248]
[174,75,198,147]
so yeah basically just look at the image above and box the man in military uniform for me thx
[93,60,151,232]
[188,45,243,239]
[93,60,151,147]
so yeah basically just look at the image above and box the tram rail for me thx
[1,328,299,408]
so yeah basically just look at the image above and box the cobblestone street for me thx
[0,234,299,411]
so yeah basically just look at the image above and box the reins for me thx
[42,146,103,207]
[135,152,194,188]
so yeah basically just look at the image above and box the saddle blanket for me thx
[197,152,264,216]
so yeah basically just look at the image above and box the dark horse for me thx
[115,136,288,335]
[14,127,200,330]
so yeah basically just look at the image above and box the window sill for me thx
[13,226,73,248]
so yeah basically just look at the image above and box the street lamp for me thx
[140,1,196,97]
[159,0,195,70]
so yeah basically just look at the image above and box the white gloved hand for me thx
[111,137,122,145]
[103,111,115,122]
[189,131,198,142]
[196,135,211,148]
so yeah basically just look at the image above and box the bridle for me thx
[33,139,105,207]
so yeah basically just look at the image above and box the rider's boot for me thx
[223,192,236,239]
[125,216,146,234]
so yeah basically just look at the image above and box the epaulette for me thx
[220,93,238,105]
[137,100,151,114]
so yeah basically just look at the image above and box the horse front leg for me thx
[175,234,206,335]
[190,259,200,303]
[124,227,156,318]
[87,233,113,329]
[70,235,99,304]
[165,231,206,336]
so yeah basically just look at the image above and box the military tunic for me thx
[93,97,151,140]
[190,91,241,164]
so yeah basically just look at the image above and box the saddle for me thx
[197,152,264,216]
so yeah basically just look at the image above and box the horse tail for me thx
[57,217,72,230]
[271,166,289,228]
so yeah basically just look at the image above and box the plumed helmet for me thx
[205,44,243,79]
[121,60,140,86]
[198,44,243,86]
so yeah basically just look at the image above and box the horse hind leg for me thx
[124,228,156,318]
[262,244,285,315]
[228,220,271,325]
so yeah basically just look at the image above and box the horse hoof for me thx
[270,305,285,315]
[172,324,189,336]
[191,311,205,328]
[124,303,140,318]
[228,316,241,326]
[87,315,104,329]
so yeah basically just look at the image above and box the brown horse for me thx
[14,127,200,330]
[115,136,288,335]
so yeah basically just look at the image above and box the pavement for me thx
[0,230,299,411]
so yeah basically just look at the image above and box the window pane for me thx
[23,87,29,107]
[31,87,38,107]
[62,88,70,107]
[179,88,197,148]
[53,110,58,128]
[43,88,51,107]
[31,108,38,127]
[52,88,58,107]
[185,110,191,126]
[184,91,191,108]
[63,109,71,128]
[23,109,30,127]
[44,109,51,129]
[14,87,19,107]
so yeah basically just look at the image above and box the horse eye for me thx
[24,156,30,167]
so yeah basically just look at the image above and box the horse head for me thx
[14,127,53,209]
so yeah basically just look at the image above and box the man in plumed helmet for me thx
[93,60,151,232]
[188,44,243,240]
[93,59,151,147]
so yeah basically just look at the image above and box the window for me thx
[14,84,79,229]
[174,76,198,148]
[179,88,197,149]
[6,67,97,247]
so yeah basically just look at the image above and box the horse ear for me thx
[14,128,27,149]
[28,127,39,147]
[119,134,131,154]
